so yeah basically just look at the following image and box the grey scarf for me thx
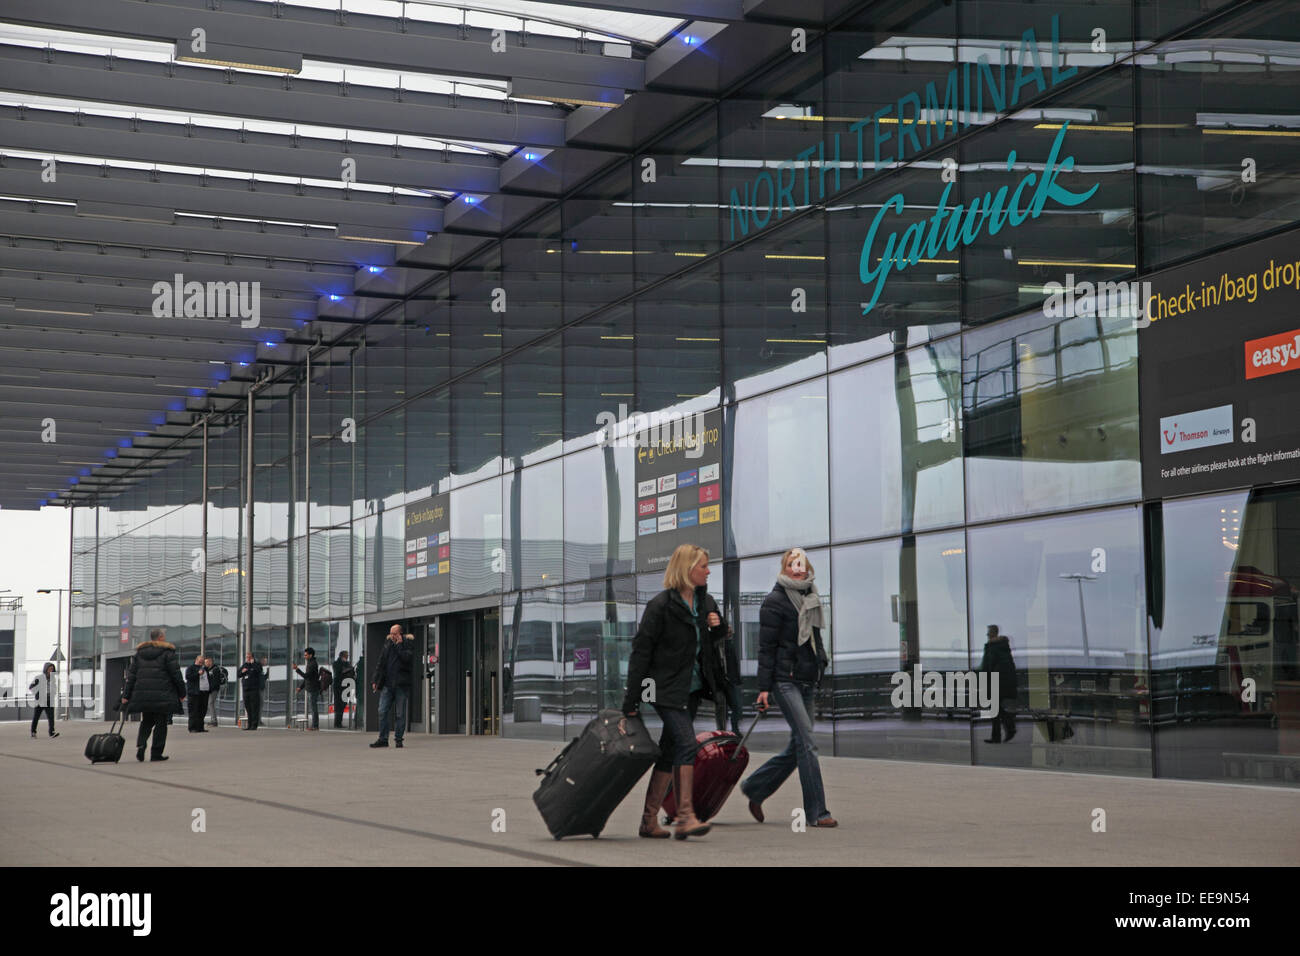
[778,572,823,647]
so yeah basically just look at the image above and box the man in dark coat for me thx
[185,654,212,732]
[980,625,1018,743]
[293,647,322,730]
[369,627,413,748]
[121,628,187,762]
[332,650,355,728]
[238,652,263,730]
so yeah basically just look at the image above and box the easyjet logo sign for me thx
[1245,329,1300,380]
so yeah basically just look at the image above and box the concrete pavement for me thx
[1,721,1296,867]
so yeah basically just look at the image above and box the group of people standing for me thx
[624,543,838,839]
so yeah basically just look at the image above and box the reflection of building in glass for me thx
[22,0,1300,786]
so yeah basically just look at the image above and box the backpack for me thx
[318,667,332,695]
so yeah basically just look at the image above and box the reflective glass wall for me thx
[72,0,1300,783]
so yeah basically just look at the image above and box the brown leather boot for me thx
[672,765,711,839]
[638,769,673,838]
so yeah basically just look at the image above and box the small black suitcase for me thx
[533,710,659,839]
[85,711,127,764]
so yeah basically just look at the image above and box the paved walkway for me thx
[1,721,1296,867]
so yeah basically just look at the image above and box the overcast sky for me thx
[0,507,72,668]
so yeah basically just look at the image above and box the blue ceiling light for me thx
[366,265,385,274]
[134,430,148,437]
[328,294,344,302]
[167,400,184,411]
[188,387,206,398]
[105,449,117,459]
[463,195,479,204]
[683,34,699,45]
[151,414,166,426]
[69,476,79,485]
[237,361,250,367]
[118,437,132,448]
[524,152,539,162]
[571,240,579,252]
[264,340,278,348]
[79,468,91,477]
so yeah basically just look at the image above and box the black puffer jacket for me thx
[756,586,827,691]
[238,660,263,693]
[123,640,186,715]
[622,586,727,713]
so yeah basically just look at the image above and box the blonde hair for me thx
[663,544,709,591]
[778,548,814,577]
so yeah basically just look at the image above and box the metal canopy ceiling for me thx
[0,0,851,511]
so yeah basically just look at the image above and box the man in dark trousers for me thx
[293,647,321,730]
[121,628,187,762]
[369,626,413,749]
[185,654,212,732]
[204,655,226,728]
[332,650,355,728]
[238,652,263,730]
[980,624,1019,743]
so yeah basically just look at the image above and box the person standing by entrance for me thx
[623,543,727,840]
[29,662,60,739]
[740,547,836,828]
[121,628,187,762]
[185,655,211,732]
[332,650,354,728]
[370,626,413,749]
[293,647,322,730]
[238,652,263,730]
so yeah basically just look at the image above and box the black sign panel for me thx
[404,493,450,604]
[634,408,724,574]
[1140,228,1300,499]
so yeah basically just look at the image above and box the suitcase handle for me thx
[535,736,578,777]
[684,710,764,761]
[729,709,764,761]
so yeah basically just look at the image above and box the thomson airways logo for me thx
[1159,405,1234,455]
[151,273,261,328]
[50,886,151,936]
[1245,329,1300,380]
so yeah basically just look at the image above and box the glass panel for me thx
[831,532,970,762]
[727,378,829,559]
[450,476,502,600]
[563,443,636,584]
[563,306,634,454]
[963,305,1140,522]
[967,506,1150,775]
[1150,487,1300,786]
[1138,1,1300,269]
[502,458,563,591]
[500,587,565,741]
[830,339,964,541]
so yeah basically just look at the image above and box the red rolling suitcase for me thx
[662,711,762,823]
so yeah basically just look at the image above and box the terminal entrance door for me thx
[438,607,500,735]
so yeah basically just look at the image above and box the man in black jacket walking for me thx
[980,625,1018,743]
[369,627,413,748]
[121,628,187,762]
[238,652,263,730]
[293,647,322,730]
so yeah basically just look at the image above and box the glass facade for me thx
[70,0,1300,786]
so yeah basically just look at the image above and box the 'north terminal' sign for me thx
[724,14,1097,317]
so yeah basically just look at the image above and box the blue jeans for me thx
[651,702,698,771]
[741,681,830,822]
[377,685,408,743]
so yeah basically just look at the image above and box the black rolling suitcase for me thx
[533,710,659,839]
[85,709,127,764]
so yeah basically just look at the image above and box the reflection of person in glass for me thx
[623,543,727,840]
[741,548,836,828]
[980,625,1017,743]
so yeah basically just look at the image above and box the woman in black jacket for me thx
[740,548,836,828]
[121,628,187,762]
[622,543,727,840]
